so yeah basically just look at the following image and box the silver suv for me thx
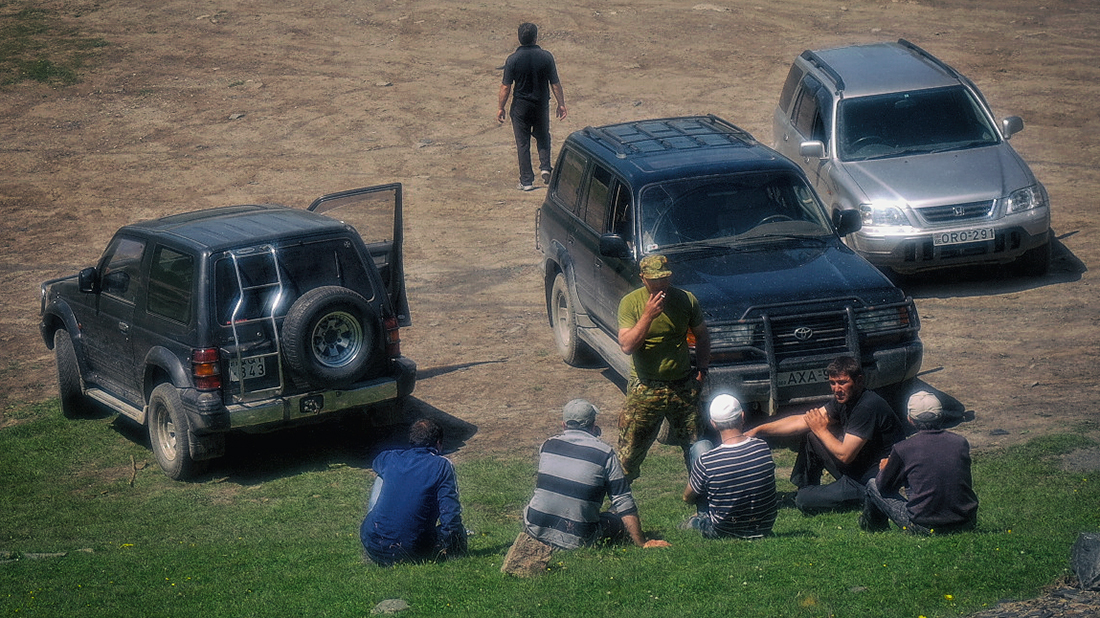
[773,39,1051,276]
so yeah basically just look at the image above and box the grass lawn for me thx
[1,401,1097,617]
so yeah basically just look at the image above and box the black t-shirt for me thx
[824,389,904,481]
[878,429,979,528]
[502,44,560,104]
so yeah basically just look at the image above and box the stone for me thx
[1071,532,1100,591]
[500,532,554,577]
[371,598,409,614]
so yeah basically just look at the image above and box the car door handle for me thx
[117,322,130,335]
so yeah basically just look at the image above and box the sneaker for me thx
[517,183,535,192]
[541,169,552,184]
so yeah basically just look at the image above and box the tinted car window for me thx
[147,246,194,324]
[215,238,374,324]
[100,237,146,303]
[837,85,999,161]
[552,149,587,217]
[639,171,832,248]
[583,165,613,231]
[778,65,804,112]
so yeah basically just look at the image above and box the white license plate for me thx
[932,228,995,246]
[230,357,266,381]
[780,367,828,386]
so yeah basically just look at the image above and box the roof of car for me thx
[121,204,350,253]
[565,115,800,185]
[804,40,962,98]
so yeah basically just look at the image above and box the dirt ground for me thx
[2,0,1099,464]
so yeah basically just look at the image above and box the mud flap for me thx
[189,431,226,461]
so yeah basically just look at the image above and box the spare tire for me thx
[281,286,377,388]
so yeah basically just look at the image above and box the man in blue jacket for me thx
[360,418,468,565]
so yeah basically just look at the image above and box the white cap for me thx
[907,390,943,423]
[709,394,744,424]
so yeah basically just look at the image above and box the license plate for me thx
[780,367,828,386]
[932,228,995,246]
[229,356,266,381]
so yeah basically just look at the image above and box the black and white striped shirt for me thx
[689,437,777,539]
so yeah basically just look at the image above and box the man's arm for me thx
[620,513,671,548]
[497,84,512,124]
[804,406,867,465]
[691,322,710,381]
[683,483,699,504]
[618,290,665,354]
[745,412,811,439]
[551,82,567,120]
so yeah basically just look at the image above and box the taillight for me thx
[192,348,222,391]
[383,317,401,358]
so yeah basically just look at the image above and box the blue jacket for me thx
[360,447,466,565]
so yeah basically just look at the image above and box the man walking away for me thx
[497,22,567,191]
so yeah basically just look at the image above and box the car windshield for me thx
[638,171,833,251]
[837,85,999,161]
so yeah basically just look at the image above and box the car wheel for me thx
[148,383,206,480]
[53,330,88,419]
[549,272,593,366]
[1014,241,1051,277]
[282,286,376,388]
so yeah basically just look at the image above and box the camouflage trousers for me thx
[617,376,702,480]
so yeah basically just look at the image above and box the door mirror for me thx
[1001,116,1024,139]
[800,141,827,160]
[599,234,632,259]
[78,267,99,293]
[834,209,862,236]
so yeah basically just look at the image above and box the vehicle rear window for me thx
[214,238,374,325]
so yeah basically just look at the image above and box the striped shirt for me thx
[688,437,777,539]
[524,430,638,550]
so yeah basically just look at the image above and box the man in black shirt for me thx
[747,356,905,514]
[497,22,567,191]
[861,390,978,534]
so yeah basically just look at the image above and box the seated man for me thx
[683,394,778,539]
[524,399,670,550]
[360,418,468,566]
[746,356,904,514]
[862,391,979,534]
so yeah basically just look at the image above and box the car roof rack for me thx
[799,49,845,92]
[897,38,963,80]
[581,115,754,159]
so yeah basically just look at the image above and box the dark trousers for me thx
[510,98,551,185]
[790,433,869,514]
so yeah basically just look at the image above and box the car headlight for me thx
[1004,184,1048,214]
[855,306,912,334]
[859,202,909,226]
[710,322,758,347]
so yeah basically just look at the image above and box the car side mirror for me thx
[599,234,632,259]
[834,209,862,236]
[799,140,827,160]
[1001,116,1024,139]
[78,267,99,293]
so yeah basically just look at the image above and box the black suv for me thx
[536,116,922,415]
[40,184,416,479]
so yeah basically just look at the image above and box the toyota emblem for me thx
[793,327,814,341]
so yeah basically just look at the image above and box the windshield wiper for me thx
[739,233,829,246]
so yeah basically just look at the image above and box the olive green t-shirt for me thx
[617,286,703,381]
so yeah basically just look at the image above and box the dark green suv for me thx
[40,184,415,479]
[536,116,922,416]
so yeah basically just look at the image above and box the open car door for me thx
[307,183,410,327]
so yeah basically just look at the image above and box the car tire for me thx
[54,329,88,419]
[282,286,376,388]
[1014,241,1051,277]
[549,272,593,366]
[148,383,206,480]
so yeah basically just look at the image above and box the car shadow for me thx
[110,396,479,485]
[891,232,1085,299]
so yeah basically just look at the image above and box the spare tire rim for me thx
[311,310,364,368]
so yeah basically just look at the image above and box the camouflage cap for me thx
[639,254,672,279]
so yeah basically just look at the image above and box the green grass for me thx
[1,403,1097,617]
[0,3,108,86]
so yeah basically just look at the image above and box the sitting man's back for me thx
[360,418,468,565]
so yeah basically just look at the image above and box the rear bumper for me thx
[185,356,417,432]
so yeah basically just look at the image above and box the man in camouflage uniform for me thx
[617,254,710,480]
